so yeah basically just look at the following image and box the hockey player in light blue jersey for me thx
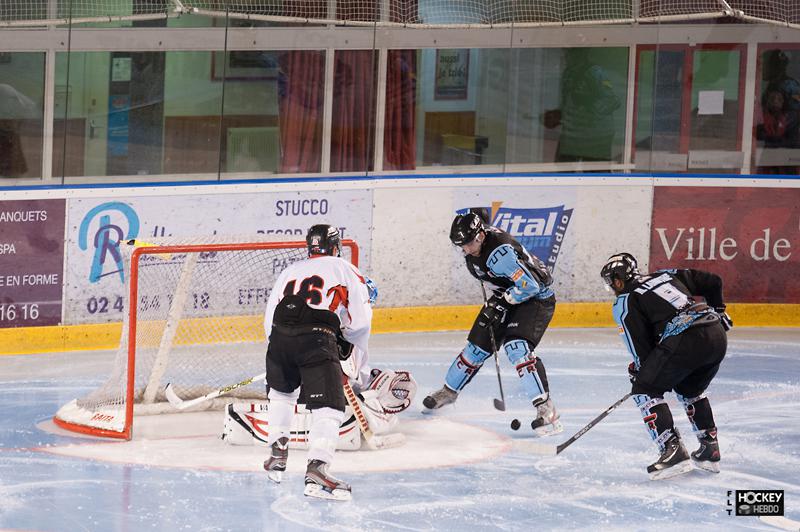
[423,211,562,436]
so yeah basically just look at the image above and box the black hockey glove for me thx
[716,306,733,332]
[337,336,354,361]
[478,295,508,328]
[627,362,639,384]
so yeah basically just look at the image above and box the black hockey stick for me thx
[521,392,632,456]
[480,283,506,411]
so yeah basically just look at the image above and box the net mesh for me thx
[54,236,355,438]
[1,1,798,27]
[0,0,175,25]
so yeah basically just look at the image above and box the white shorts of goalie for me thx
[38,411,510,473]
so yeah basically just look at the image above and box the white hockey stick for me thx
[342,377,405,450]
[164,372,266,410]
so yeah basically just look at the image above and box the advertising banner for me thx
[64,190,373,324]
[0,199,66,328]
[445,185,651,304]
[650,187,800,303]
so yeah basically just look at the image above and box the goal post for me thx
[53,236,359,440]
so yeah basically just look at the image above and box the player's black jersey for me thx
[463,227,553,303]
[612,269,724,366]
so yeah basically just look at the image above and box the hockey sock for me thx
[678,394,716,435]
[504,339,548,404]
[444,342,491,391]
[633,394,676,452]
[307,407,345,464]
[267,388,299,445]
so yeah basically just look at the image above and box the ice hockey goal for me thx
[53,236,359,440]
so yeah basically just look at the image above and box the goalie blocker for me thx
[222,369,417,450]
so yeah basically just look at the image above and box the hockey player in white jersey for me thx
[260,224,371,501]
[257,224,416,501]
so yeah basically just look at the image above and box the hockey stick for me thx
[342,377,405,450]
[164,372,266,410]
[521,392,632,456]
[480,282,506,411]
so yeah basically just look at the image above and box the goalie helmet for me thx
[450,212,484,246]
[600,252,640,288]
[306,224,341,257]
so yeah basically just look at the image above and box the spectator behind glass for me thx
[0,83,37,178]
[756,50,800,175]
[543,48,622,164]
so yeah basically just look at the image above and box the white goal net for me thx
[53,236,359,440]
[1,1,798,28]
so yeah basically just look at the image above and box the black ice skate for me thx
[691,428,721,473]
[304,459,352,501]
[647,433,692,480]
[263,436,288,483]
[422,385,458,411]
[530,397,563,437]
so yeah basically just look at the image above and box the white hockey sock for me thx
[267,388,299,445]
[307,407,345,464]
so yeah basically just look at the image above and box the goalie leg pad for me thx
[222,403,270,445]
[222,402,361,450]
[445,342,491,391]
[504,338,548,404]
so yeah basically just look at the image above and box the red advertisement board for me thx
[650,187,800,303]
[0,199,66,327]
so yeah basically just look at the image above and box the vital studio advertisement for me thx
[63,190,373,324]
[452,186,651,303]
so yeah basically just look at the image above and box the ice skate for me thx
[263,436,288,483]
[304,459,352,501]
[422,385,457,411]
[647,433,692,480]
[691,428,720,473]
[531,397,563,437]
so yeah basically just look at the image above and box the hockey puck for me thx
[510,419,521,431]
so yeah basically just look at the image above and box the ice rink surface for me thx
[1,328,799,532]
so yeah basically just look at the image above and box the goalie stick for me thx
[480,282,506,411]
[520,392,632,456]
[341,376,405,450]
[165,372,266,410]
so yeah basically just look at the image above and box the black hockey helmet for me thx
[600,252,639,288]
[306,224,341,257]
[450,212,484,246]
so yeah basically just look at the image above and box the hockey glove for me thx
[628,362,639,384]
[478,295,508,328]
[365,276,379,305]
[337,336,354,361]
[716,307,733,332]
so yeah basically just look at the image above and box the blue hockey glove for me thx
[478,295,508,328]
[365,276,378,305]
